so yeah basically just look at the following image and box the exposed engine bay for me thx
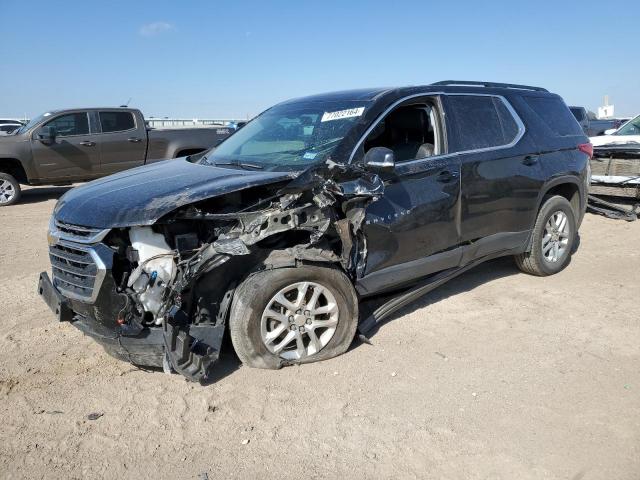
[98,164,384,381]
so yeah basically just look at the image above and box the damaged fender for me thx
[151,163,384,380]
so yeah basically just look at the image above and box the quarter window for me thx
[45,113,90,137]
[524,97,583,137]
[99,111,135,133]
[446,95,520,152]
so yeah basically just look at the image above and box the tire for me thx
[0,173,21,206]
[229,265,359,369]
[515,195,577,276]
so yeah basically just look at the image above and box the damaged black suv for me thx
[39,81,591,381]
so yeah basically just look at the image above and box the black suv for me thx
[39,81,591,381]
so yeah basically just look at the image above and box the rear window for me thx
[524,97,583,137]
[99,111,135,133]
[446,95,521,152]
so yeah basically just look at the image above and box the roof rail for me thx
[431,80,548,92]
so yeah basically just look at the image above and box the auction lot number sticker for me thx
[321,107,365,122]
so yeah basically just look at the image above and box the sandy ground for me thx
[0,186,639,480]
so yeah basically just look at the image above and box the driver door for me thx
[31,111,101,181]
[355,99,463,295]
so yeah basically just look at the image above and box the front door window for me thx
[44,113,90,137]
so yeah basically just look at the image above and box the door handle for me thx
[436,170,458,183]
[79,141,96,147]
[523,155,539,166]
[127,137,142,143]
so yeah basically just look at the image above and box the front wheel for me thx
[515,195,577,276]
[0,173,21,206]
[229,265,358,369]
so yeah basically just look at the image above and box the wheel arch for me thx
[536,176,584,221]
[192,245,350,328]
[174,148,206,158]
[0,158,28,184]
[522,177,583,253]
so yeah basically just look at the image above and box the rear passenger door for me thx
[443,94,544,258]
[97,110,146,175]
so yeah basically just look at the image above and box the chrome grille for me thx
[50,243,98,301]
[53,220,110,244]
[48,219,112,303]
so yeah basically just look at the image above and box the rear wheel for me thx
[515,195,577,276]
[229,265,358,369]
[0,173,21,206]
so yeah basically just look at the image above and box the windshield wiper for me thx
[213,159,264,170]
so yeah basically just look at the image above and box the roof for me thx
[47,107,138,113]
[278,81,553,107]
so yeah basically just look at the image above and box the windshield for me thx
[15,112,53,134]
[200,101,369,171]
[614,115,640,136]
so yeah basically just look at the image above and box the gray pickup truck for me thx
[569,106,617,137]
[0,107,232,205]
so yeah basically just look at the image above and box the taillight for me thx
[578,142,593,159]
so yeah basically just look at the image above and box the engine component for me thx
[127,227,177,324]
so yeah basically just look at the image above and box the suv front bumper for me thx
[38,272,165,367]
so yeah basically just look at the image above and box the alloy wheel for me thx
[260,281,339,361]
[542,210,571,263]
[0,179,16,204]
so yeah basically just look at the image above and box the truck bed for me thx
[146,126,232,162]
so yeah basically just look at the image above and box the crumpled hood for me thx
[54,158,298,228]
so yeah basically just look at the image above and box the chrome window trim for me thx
[348,91,526,165]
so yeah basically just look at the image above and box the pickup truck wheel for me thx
[229,265,358,369]
[0,173,21,206]
[515,195,576,276]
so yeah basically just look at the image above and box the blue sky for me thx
[1,0,638,119]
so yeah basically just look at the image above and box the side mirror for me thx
[604,128,617,135]
[37,126,57,144]
[364,147,395,171]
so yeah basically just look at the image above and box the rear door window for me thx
[524,97,583,137]
[99,111,136,133]
[45,112,90,137]
[445,95,521,152]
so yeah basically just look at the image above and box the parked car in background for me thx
[590,114,640,147]
[569,106,618,136]
[0,107,233,205]
[613,117,631,130]
[0,119,25,125]
[38,81,591,382]
[0,123,23,135]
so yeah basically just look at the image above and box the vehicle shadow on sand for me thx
[135,247,582,384]
[130,349,242,385]
[354,256,523,343]
[19,186,72,205]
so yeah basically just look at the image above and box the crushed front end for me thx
[39,219,169,367]
[38,165,383,382]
